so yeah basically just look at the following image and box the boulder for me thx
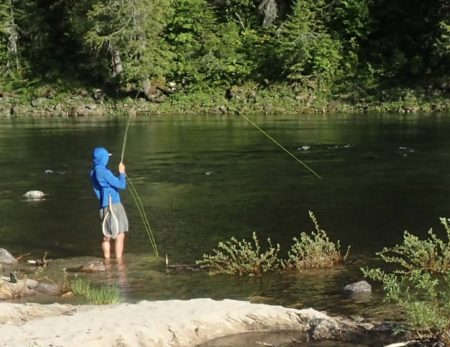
[344,280,372,294]
[22,190,45,200]
[0,249,18,264]
[35,282,61,295]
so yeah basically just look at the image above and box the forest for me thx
[0,0,449,114]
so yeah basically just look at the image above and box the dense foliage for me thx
[0,0,448,109]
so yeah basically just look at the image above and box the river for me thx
[1,113,450,321]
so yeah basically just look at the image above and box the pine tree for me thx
[272,0,342,92]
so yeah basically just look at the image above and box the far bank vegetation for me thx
[0,0,448,116]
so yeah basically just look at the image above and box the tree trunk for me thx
[259,0,278,27]
[7,0,19,71]
[111,48,123,77]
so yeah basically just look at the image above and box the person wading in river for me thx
[90,147,128,259]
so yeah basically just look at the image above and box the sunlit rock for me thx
[0,299,393,346]
[0,248,18,264]
[22,190,45,200]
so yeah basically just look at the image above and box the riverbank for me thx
[0,298,398,347]
[1,84,449,118]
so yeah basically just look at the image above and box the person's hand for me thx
[119,162,126,174]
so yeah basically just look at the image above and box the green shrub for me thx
[284,211,348,270]
[71,278,120,305]
[363,218,450,342]
[195,232,282,276]
[371,218,450,274]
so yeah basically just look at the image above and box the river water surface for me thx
[1,113,450,322]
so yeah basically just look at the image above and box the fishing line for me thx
[127,176,159,257]
[238,114,322,180]
[119,115,160,257]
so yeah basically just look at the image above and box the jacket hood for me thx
[93,147,110,167]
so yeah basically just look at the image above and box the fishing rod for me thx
[120,115,159,257]
[120,116,131,164]
[238,114,322,180]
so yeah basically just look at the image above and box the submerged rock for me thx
[67,260,106,273]
[22,190,45,200]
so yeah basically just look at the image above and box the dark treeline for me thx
[0,0,449,112]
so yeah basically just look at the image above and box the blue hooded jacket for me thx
[90,147,126,208]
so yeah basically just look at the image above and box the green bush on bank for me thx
[362,218,450,342]
[285,211,349,270]
[196,232,282,276]
[196,211,346,276]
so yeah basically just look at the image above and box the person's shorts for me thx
[99,202,129,238]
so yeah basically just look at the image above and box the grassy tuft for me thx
[71,278,120,305]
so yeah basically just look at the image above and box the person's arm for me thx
[103,164,127,190]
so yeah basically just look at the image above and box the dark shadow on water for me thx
[198,331,398,347]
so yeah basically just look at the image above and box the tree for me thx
[166,0,254,88]
[69,0,173,88]
[270,0,342,94]
[363,0,450,83]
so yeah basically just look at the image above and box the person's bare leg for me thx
[102,236,111,259]
[115,233,125,259]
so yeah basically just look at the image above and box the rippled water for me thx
[1,113,450,321]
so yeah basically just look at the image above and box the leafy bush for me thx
[372,217,450,274]
[363,218,450,342]
[71,278,120,305]
[284,211,348,270]
[197,212,346,276]
[195,232,282,276]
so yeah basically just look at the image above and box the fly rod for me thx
[238,114,322,180]
[120,116,131,164]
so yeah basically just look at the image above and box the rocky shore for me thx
[0,298,398,347]
[1,86,449,119]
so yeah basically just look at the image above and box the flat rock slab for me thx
[0,299,372,347]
